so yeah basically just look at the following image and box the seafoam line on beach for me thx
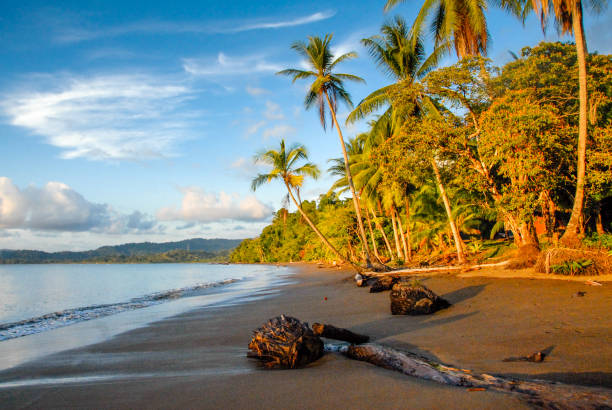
[0,278,241,342]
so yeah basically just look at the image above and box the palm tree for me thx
[384,0,492,58]
[278,34,374,267]
[347,16,446,124]
[522,0,598,245]
[251,139,350,265]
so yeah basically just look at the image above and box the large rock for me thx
[247,315,324,368]
[390,283,450,315]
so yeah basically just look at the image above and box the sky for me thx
[0,0,610,251]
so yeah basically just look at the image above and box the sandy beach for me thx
[1,264,611,409]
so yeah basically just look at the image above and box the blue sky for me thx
[1,0,610,251]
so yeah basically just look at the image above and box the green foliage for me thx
[550,259,594,275]
[583,233,612,250]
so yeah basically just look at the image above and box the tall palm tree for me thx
[278,34,374,267]
[384,0,492,58]
[522,0,599,245]
[251,139,350,265]
[347,16,446,124]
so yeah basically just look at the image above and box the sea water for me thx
[0,263,292,370]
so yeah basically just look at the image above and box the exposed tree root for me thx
[326,342,612,409]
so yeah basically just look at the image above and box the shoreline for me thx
[1,263,611,408]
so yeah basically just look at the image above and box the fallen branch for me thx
[312,323,369,344]
[365,260,511,277]
[337,343,612,409]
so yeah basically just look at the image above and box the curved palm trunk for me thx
[364,205,382,262]
[396,208,410,260]
[561,0,588,246]
[284,182,355,268]
[371,207,395,260]
[390,208,404,260]
[405,198,413,261]
[431,158,466,264]
[324,90,372,267]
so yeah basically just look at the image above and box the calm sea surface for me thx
[0,263,291,341]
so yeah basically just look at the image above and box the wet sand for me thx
[1,264,611,409]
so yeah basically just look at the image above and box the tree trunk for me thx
[372,208,395,260]
[364,204,381,261]
[595,203,605,235]
[324,90,372,266]
[396,208,410,262]
[431,159,466,264]
[405,198,413,261]
[390,208,404,260]
[561,0,588,247]
[284,182,355,268]
[518,220,540,248]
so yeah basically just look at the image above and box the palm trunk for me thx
[431,158,466,264]
[405,198,413,261]
[390,208,404,260]
[284,182,353,267]
[396,208,410,261]
[364,205,381,261]
[323,90,372,266]
[372,208,395,260]
[561,0,588,246]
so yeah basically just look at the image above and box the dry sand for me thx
[1,264,611,409]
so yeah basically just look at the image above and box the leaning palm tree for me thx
[521,0,603,245]
[251,139,350,265]
[278,34,374,267]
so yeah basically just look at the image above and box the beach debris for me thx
[369,276,399,293]
[312,323,369,344]
[342,343,612,409]
[355,273,364,286]
[248,316,371,369]
[390,282,450,315]
[573,291,587,297]
[503,351,547,363]
[247,315,323,369]
[585,280,603,286]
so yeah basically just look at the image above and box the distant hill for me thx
[0,238,243,264]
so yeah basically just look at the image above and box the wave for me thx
[0,278,240,342]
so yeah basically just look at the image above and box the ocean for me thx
[0,263,292,370]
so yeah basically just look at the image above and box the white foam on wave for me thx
[0,278,240,342]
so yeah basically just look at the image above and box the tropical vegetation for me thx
[231,0,611,271]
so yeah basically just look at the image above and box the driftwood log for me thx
[365,260,511,277]
[312,323,369,344]
[340,343,612,409]
[390,282,450,315]
[247,315,323,368]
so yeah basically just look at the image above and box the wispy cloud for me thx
[263,124,296,139]
[264,101,284,120]
[245,120,267,137]
[246,86,269,96]
[54,11,336,43]
[183,53,282,77]
[157,187,273,222]
[3,74,195,161]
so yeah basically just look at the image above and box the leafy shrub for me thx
[550,259,593,275]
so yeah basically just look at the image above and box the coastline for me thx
[1,263,611,408]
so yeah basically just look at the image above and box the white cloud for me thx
[3,74,195,161]
[246,86,269,96]
[264,101,284,120]
[157,187,273,223]
[183,53,282,77]
[54,11,336,43]
[0,177,157,233]
[263,124,296,139]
